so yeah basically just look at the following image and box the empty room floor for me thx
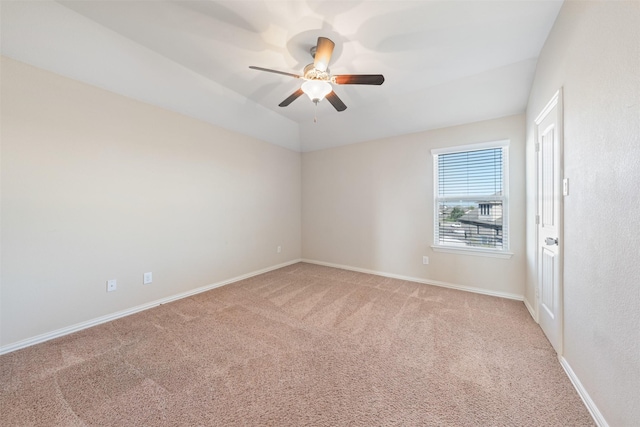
[0,263,593,426]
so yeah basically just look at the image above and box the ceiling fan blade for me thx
[314,37,335,72]
[334,74,385,85]
[325,91,347,112]
[249,66,301,79]
[279,89,305,107]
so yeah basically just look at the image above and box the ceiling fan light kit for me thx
[250,36,384,115]
[301,80,332,103]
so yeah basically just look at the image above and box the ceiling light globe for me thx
[301,80,332,102]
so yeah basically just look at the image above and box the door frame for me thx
[534,88,564,356]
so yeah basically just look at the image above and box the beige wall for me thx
[525,1,640,424]
[1,57,301,348]
[302,114,526,297]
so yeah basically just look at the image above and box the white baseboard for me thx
[0,259,302,355]
[1,258,524,354]
[301,259,524,301]
[523,297,538,322]
[559,357,608,427]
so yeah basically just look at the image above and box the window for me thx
[431,140,511,258]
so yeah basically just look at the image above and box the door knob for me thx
[545,237,558,246]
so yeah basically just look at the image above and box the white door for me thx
[535,90,563,354]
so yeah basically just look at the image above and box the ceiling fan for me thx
[249,37,384,113]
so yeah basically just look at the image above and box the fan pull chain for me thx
[313,99,318,123]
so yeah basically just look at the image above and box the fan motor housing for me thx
[303,63,330,81]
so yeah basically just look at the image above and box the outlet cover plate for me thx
[143,272,152,285]
[107,279,117,292]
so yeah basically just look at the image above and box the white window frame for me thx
[431,140,513,259]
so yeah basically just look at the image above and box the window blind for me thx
[437,148,503,198]
[433,144,508,251]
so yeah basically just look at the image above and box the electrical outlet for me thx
[143,272,152,285]
[107,279,117,292]
[422,256,429,265]
[277,245,282,253]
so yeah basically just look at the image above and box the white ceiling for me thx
[0,0,563,152]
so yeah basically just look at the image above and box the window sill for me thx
[431,245,513,259]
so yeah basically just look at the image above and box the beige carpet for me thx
[1,262,594,426]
